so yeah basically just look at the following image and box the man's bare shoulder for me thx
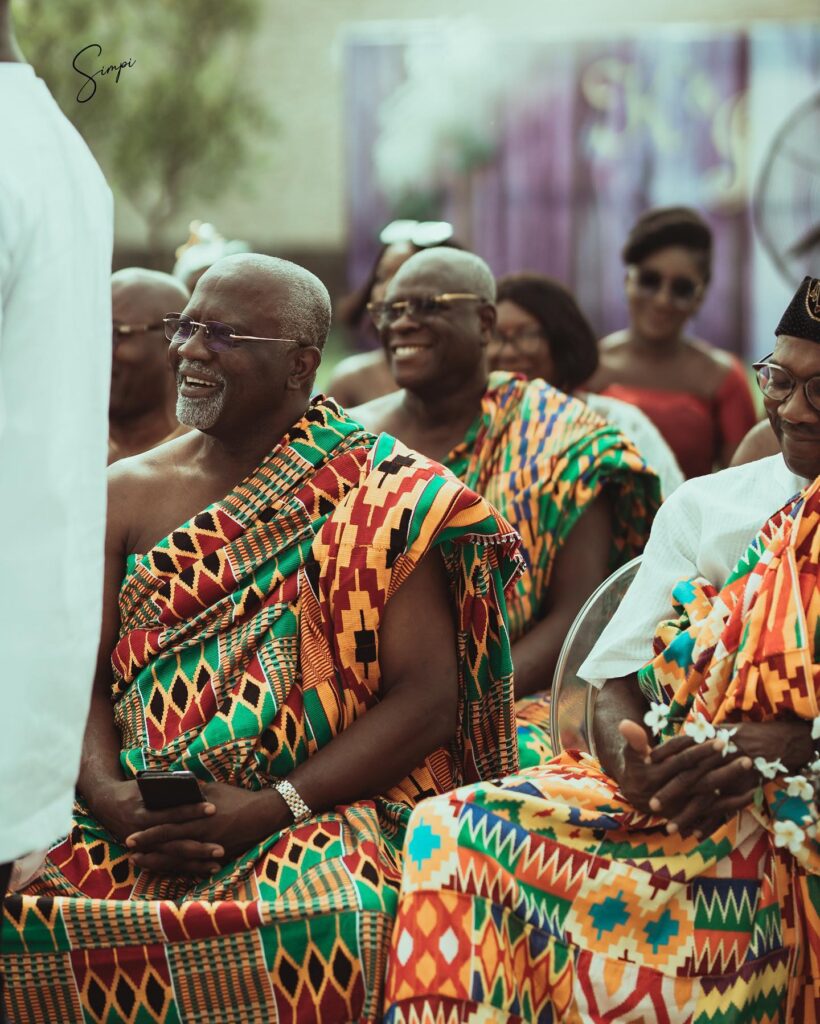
[348,390,405,433]
[107,431,199,505]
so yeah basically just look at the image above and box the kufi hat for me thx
[775,276,820,343]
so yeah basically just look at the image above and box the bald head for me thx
[112,268,190,318]
[389,247,496,303]
[195,253,332,348]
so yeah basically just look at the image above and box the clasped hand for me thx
[94,780,288,877]
[617,719,761,838]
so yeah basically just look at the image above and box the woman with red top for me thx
[586,206,757,477]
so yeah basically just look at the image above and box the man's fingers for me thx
[126,821,209,850]
[138,801,216,828]
[648,751,727,813]
[129,851,219,877]
[697,758,755,797]
[669,787,759,837]
[132,839,223,861]
[647,735,695,763]
[619,720,652,758]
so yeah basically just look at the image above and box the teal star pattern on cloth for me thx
[644,908,680,953]
[589,891,629,940]
[407,822,441,869]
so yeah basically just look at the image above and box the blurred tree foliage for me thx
[14,0,271,247]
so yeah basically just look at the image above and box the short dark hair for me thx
[495,273,599,392]
[622,206,712,282]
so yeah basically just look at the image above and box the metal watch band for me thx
[274,779,312,824]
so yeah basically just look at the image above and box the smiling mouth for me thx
[391,344,431,358]
[178,373,224,397]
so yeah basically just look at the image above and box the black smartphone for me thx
[136,770,205,811]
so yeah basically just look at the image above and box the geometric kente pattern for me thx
[445,372,662,767]
[2,397,523,1024]
[384,478,820,1023]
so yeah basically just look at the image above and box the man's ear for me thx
[287,345,322,390]
[478,302,497,341]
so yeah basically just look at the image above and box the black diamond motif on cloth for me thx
[259,506,276,523]
[288,844,301,865]
[202,552,220,574]
[87,977,106,1017]
[179,565,195,587]
[332,947,353,989]
[360,859,379,887]
[318,495,335,516]
[115,977,136,1017]
[266,858,280,882]
[354,609,377,679]
[313,831,331,849]
[152,551,176,574]
[285,712,297,748]
[149,689,165,723]
[194,512,215,532]
[196,665,210,689]
[171,531,197,555]
[304,552,321,600]
[378,452,416,484]
[289,426,309,442]
[111,858,131,884]
[89,842,106,866]
[243,680,261,707]
[386,507,412,569]
[171,676,188,711]
[307,950,325,994]
[243,589,262,615]
[278,954,299,996]
[146,974,165,1015]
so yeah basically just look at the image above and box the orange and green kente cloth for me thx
[1,397,523,1024]
[385,476,820,1024]
[444,371,661,766]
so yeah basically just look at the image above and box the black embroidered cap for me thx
[775,276,820,342]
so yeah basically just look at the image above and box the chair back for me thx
[550,555,643,756]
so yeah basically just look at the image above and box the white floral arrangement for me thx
[643,703,820,863]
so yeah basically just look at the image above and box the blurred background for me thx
[14,0,820,385]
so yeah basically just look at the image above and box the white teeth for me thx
[184,375,217,387]
[394,346,426,356]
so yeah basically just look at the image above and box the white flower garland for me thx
[641,705,820,863]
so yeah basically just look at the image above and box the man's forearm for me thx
[592,674,649,781]
[77,685,126,810]
[285,684,456,815]
[512,609,577,699]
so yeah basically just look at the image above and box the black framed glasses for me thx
[752,353,820,412]
[113,321,164,345]
[163,313,302,353]
[488,327,547,355]
[626,266,703,309]
[367,292,483,329]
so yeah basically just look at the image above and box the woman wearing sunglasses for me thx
[587,206,756,478]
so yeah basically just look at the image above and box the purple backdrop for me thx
[343,25,820,359]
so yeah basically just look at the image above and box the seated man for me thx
[2,255,523,1024]
[109,268,191,462]
[384,277,820,1023]
[351,248,661,765]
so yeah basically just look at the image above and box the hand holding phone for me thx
[136,770,205,811]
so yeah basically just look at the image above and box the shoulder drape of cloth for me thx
[3,398,523,1024]
[446,372,661,766]
[385,477,820,1024]
[445,372,661,643]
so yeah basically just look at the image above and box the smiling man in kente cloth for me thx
[1,254,523,1024]
[352,247,661,765]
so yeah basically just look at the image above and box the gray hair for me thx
[201,253,332,348]
[390,247,497,302]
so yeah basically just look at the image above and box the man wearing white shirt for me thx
[0,3,112,1009]
[581,275,820,837]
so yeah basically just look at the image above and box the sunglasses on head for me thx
[627,266,703,309]
[753,353,820,413]
[367,293,483,329]
[379,220,454,248]
[163,313,302,353]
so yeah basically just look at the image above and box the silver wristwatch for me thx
[274,779,312,824]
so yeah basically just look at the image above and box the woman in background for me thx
[491,272,684,497]
[586,206,756,477]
